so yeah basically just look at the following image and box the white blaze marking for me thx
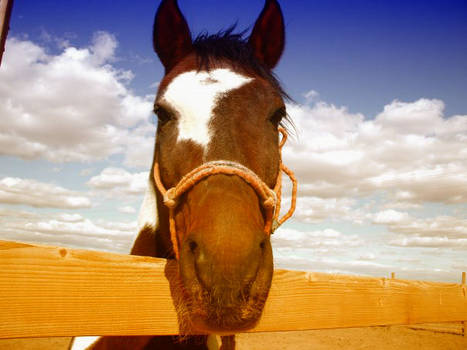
[162,68,253,147]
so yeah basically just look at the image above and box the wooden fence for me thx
[0,240,466,339]
[0,0,14,65]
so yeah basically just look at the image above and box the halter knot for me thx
[263,190,277,210]
[163,188,178,208]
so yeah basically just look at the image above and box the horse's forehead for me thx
[160,68,253,148]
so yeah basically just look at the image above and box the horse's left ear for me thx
[248,0,285,69]
[153,0,192,72]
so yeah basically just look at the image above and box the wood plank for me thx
[463,271,466,337]
[0,240,466,338]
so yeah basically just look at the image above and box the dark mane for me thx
[192,26,289,100]
[192,26,293,131]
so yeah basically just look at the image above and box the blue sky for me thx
[1,0,466,282]
[11,0,467,116]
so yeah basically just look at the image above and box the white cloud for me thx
[118,205,137,214]
[273,227,363,250]
[273,254,394,278]
[0,177,91,209]
[89,31,118,65]
[39,28,73,49]
[274,253,459,282]
[358,252,376,261]
[0,208,136,253]
[303,89,319,104]
[0,207,40,219]
[373,209,410,225]
[390,236,467,249]
[86,167,148,196]
[120,123,156,168]
[55,213,84,222]
[375,99,445,134]
[368,208,467,250]
[0,34,154,164]
[385,213,467,239]
[284,98,467,224]
[290,196,357,223]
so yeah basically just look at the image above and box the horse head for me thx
[152,0,287,334]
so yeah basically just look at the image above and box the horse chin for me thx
[173,273,271,334]
[191,316,258,335]
[172,237,274,335]
[188,291,268,334]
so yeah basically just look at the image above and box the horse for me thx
[70,0,295,349]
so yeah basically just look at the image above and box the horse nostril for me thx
[259,239,266,251]
[188,239,198,253]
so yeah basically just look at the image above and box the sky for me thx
[0,0,466,283]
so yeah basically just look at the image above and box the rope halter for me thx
[153,127,297,260]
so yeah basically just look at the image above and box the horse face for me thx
[152,0,285,333]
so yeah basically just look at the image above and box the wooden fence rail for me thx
[0,240,466,339]
[0,0,14,65]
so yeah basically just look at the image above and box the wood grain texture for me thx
[0,240,466,339]
[463,271,466,337]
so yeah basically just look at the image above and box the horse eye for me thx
[154,106,173,124]
[269,106,286,126]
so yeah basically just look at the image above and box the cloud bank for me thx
[0,33,155,167]
[285,98,467,206]
[0,177,91,209]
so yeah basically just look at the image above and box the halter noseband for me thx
[153,127,297,260]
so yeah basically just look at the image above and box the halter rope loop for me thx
[153,127,297,260]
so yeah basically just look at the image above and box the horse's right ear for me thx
[153,0,192,72]
[248,0,285,69]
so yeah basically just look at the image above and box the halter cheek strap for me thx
[153,127,297,260]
